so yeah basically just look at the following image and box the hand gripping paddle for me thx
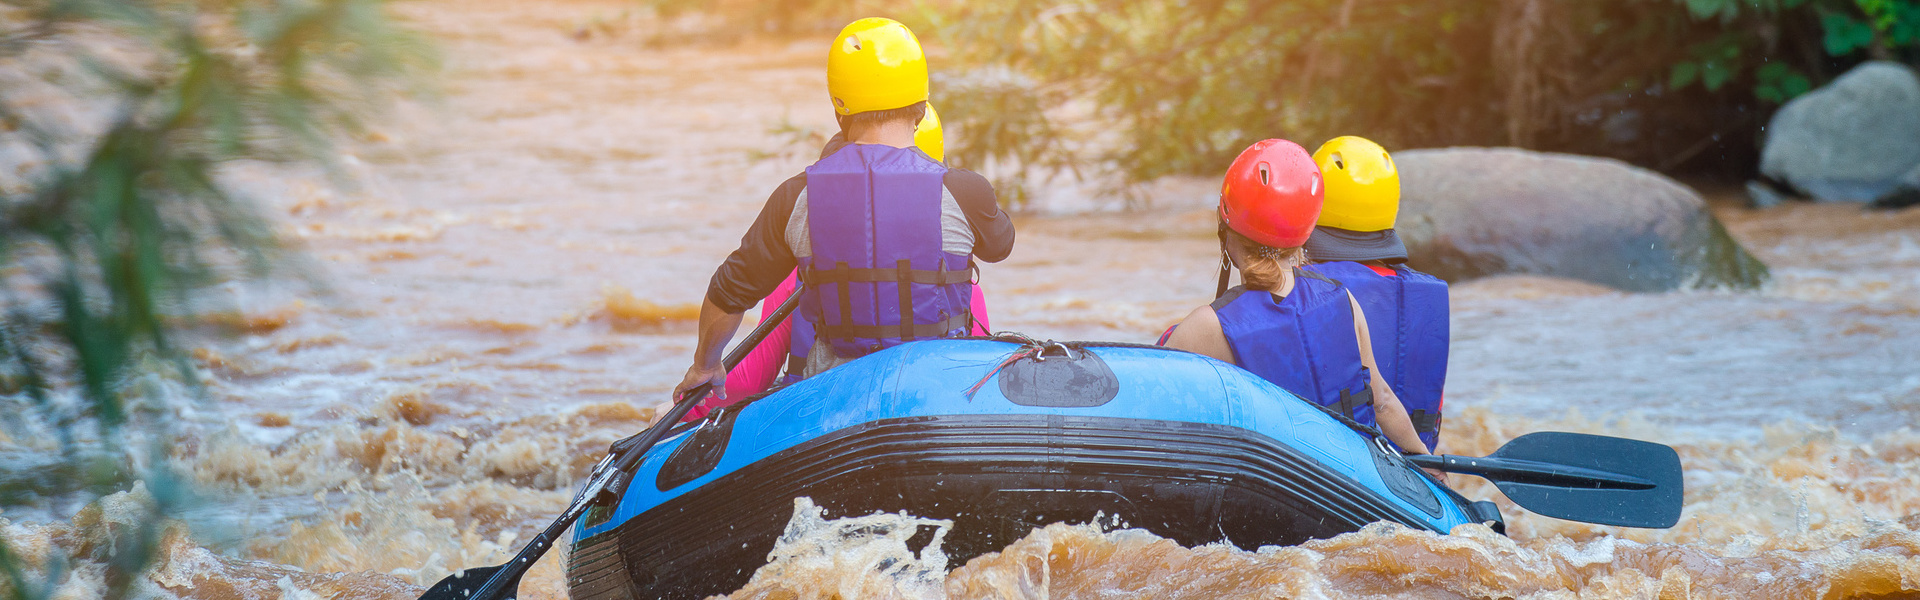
[1408,431,1685,528]
[419,286,805,600]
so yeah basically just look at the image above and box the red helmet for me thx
[1218,139,1324,249]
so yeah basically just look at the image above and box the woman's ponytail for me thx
[1229,229,1306,290]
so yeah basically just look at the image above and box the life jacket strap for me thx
[1336,383,1374,419]
[1294,266,1339,286]
[801,265,971,285]
[1409,409,1442,434]
[814,312,972,341]
[896,260,914,340]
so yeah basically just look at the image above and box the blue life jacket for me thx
[1213,270,1377,427]
[792,144,973,363]
[1304,261,1450,450]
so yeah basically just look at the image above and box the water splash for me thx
[724,498,953,600]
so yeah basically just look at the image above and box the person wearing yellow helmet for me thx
[674,18,1013,406]
[1301,136,1451,453]
[691,103,972,421]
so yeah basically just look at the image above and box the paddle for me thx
[420,286,806,600]
[1407,431,1684,528]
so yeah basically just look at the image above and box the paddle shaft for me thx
[1406,454,1656,490]
[459,288,805,600]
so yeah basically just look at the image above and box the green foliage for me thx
[932,68,1081,208]
[1824,11,1879,54]
[746,113,830,163]
[637,0,910,34]
[1754,62,1815,102]
[920,0,1918,181]
[1854,0,1920,43]
[928,0,1714,181]
[1663,0,1919,104]
[1672,36,1744,91]
[0,0,425,596]
[707,0,1914,187]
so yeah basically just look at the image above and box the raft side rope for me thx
[717,333,1393,444]
[951,335,1392,441]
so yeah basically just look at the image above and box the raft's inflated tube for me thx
[573,340,1485,600]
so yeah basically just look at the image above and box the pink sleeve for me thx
[691,272,797,422]
[969,285,991,335]
[693,277,987,423]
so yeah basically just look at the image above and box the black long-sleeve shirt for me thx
[704,163,1015,314]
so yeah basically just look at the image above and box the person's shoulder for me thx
[941,168,1001,213]
[1164,303,1228,359]
[1182,303,1221,326]
[774,171,808,198]
[1295,268,1352,298]
[1397,264,1448,284]
[1209,286,1252,312]
[758,172,810,214]
[942,168,994,195]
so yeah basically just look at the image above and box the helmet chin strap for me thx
[1216,252,1232,299]
[1215,223,1232,299]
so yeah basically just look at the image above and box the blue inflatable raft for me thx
[566,339,1501,600]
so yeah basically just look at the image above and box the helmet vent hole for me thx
[847,37,863,52]
[1258,164,1270,187]
[1331,152,1345,170]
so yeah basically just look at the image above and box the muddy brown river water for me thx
[4,0,1920,598]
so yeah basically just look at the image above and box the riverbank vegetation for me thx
[647,0,1920,184]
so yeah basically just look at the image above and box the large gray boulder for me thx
[1760,61,1920,202]
[1395,148,1769,292]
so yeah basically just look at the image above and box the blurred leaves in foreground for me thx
[0,0,425,596]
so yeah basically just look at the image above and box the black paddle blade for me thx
[420,565,519,600]
[1488,432,1684,529]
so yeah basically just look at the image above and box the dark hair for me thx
[836,101,927,131]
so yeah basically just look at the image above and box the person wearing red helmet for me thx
[1163,139,1434,458]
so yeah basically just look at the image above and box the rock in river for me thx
[1394,147,1769,292]
[1759,61,1920,202]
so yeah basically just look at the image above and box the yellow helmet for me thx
[914,104,944,162]
[827,18,929,116]
[1311,136,1401,232]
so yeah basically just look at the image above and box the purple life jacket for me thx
[1213,270,1377,428]
[791,144,972,363]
